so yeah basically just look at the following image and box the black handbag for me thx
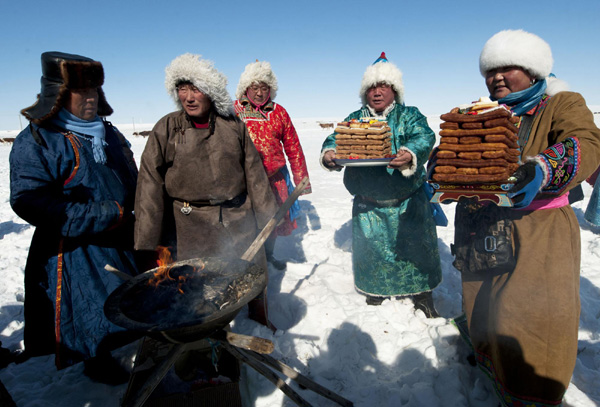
[451,200,516,274]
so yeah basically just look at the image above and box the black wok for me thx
[104,177,309,343]
[104,257,266,343]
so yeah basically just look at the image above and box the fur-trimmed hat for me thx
[479,29,553,79]
[21,51,113,125]
[164,53,234,117]
[359,52,404,106]
[235,60,278,101]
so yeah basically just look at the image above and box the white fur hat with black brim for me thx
[479,29,568,95]
[359,52,404,106]
[235,60,278,101]
[165,53,234,117]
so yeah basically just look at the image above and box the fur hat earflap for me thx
[235,60,278,101]
[479,29,553,79]
[545,74,569,96]
[165,53,234,117]
[359,52,404,106]
[21,51,113,125]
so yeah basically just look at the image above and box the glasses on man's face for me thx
[177,85,201,94]
[249,85,269,93]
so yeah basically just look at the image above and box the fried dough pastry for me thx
[433,165,457,174]
[432,172,510,184]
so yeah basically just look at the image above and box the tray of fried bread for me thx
[333,118,394,164]
[428,98,521,207]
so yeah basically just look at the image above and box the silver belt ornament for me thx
[181,201,192,215]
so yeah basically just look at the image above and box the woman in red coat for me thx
[234,61,311,269]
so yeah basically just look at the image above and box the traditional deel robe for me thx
[234,96,311,236]
[458,92,600,407]
[9,122,139,368]
[321,104,442,297]
[134,111,277,266]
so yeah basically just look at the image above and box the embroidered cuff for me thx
[532,137,581,194]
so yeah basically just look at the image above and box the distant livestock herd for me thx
[4,113,595,143]
[0,123,335,143]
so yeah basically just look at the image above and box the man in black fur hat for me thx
[9,51,140,384]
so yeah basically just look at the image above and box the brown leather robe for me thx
[460,92,600,405]
[134,110,277,265]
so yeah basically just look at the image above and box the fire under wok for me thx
[105,177,309,344]
[104,257,266,343]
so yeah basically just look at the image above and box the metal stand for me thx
[121,331,353,407]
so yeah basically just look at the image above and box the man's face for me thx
[366,83,395,112]
[177,83,211,119]
[246,82,270,105]
[66,88,98,121]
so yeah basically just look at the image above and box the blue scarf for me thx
[493,79,547,116]
[53,108,107,164]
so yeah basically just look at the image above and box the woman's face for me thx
[485,66,535,99]
[246,82,270,105]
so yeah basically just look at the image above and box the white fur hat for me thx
[359,52,404,106]
[165,53,234,117]
[235,60,278,101]
[479,29,553,79]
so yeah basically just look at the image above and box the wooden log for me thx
[244,349,354,407]
[122,342,188,407]
[220,341,313,407]
[208,330,274,354]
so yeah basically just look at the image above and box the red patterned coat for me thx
[234,97,311,235]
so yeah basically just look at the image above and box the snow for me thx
[1,115,599,407]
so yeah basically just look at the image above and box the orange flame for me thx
[147,246,206,294]
[148,246,176,288]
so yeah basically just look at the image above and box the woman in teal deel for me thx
[320,52,442,317]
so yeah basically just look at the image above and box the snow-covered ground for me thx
[0,114,599,407]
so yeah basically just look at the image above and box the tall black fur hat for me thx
[21,51,113,124]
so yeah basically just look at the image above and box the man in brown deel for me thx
[134,53,278,331]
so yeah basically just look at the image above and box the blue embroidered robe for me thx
[9,122,139,368]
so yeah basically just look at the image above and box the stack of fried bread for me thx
[335,119,392,159]
[432,99,521,184]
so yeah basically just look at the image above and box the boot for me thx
[267,254,287,270]
[248,292,277,333]
[365,296,388,306]
[412,292,440,318]
[265,236,286,270]
[83,353,130,385]
[0,342,21,368]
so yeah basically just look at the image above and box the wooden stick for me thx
[241,177,309,262]
[104,264,133,281]
[208,330,274,355]
[122,342,187,407]
[242,349,353,407]
[220,341,313,407]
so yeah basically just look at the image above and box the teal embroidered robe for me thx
[322,104,442,296]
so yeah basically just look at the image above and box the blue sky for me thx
[1,0,599,131]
